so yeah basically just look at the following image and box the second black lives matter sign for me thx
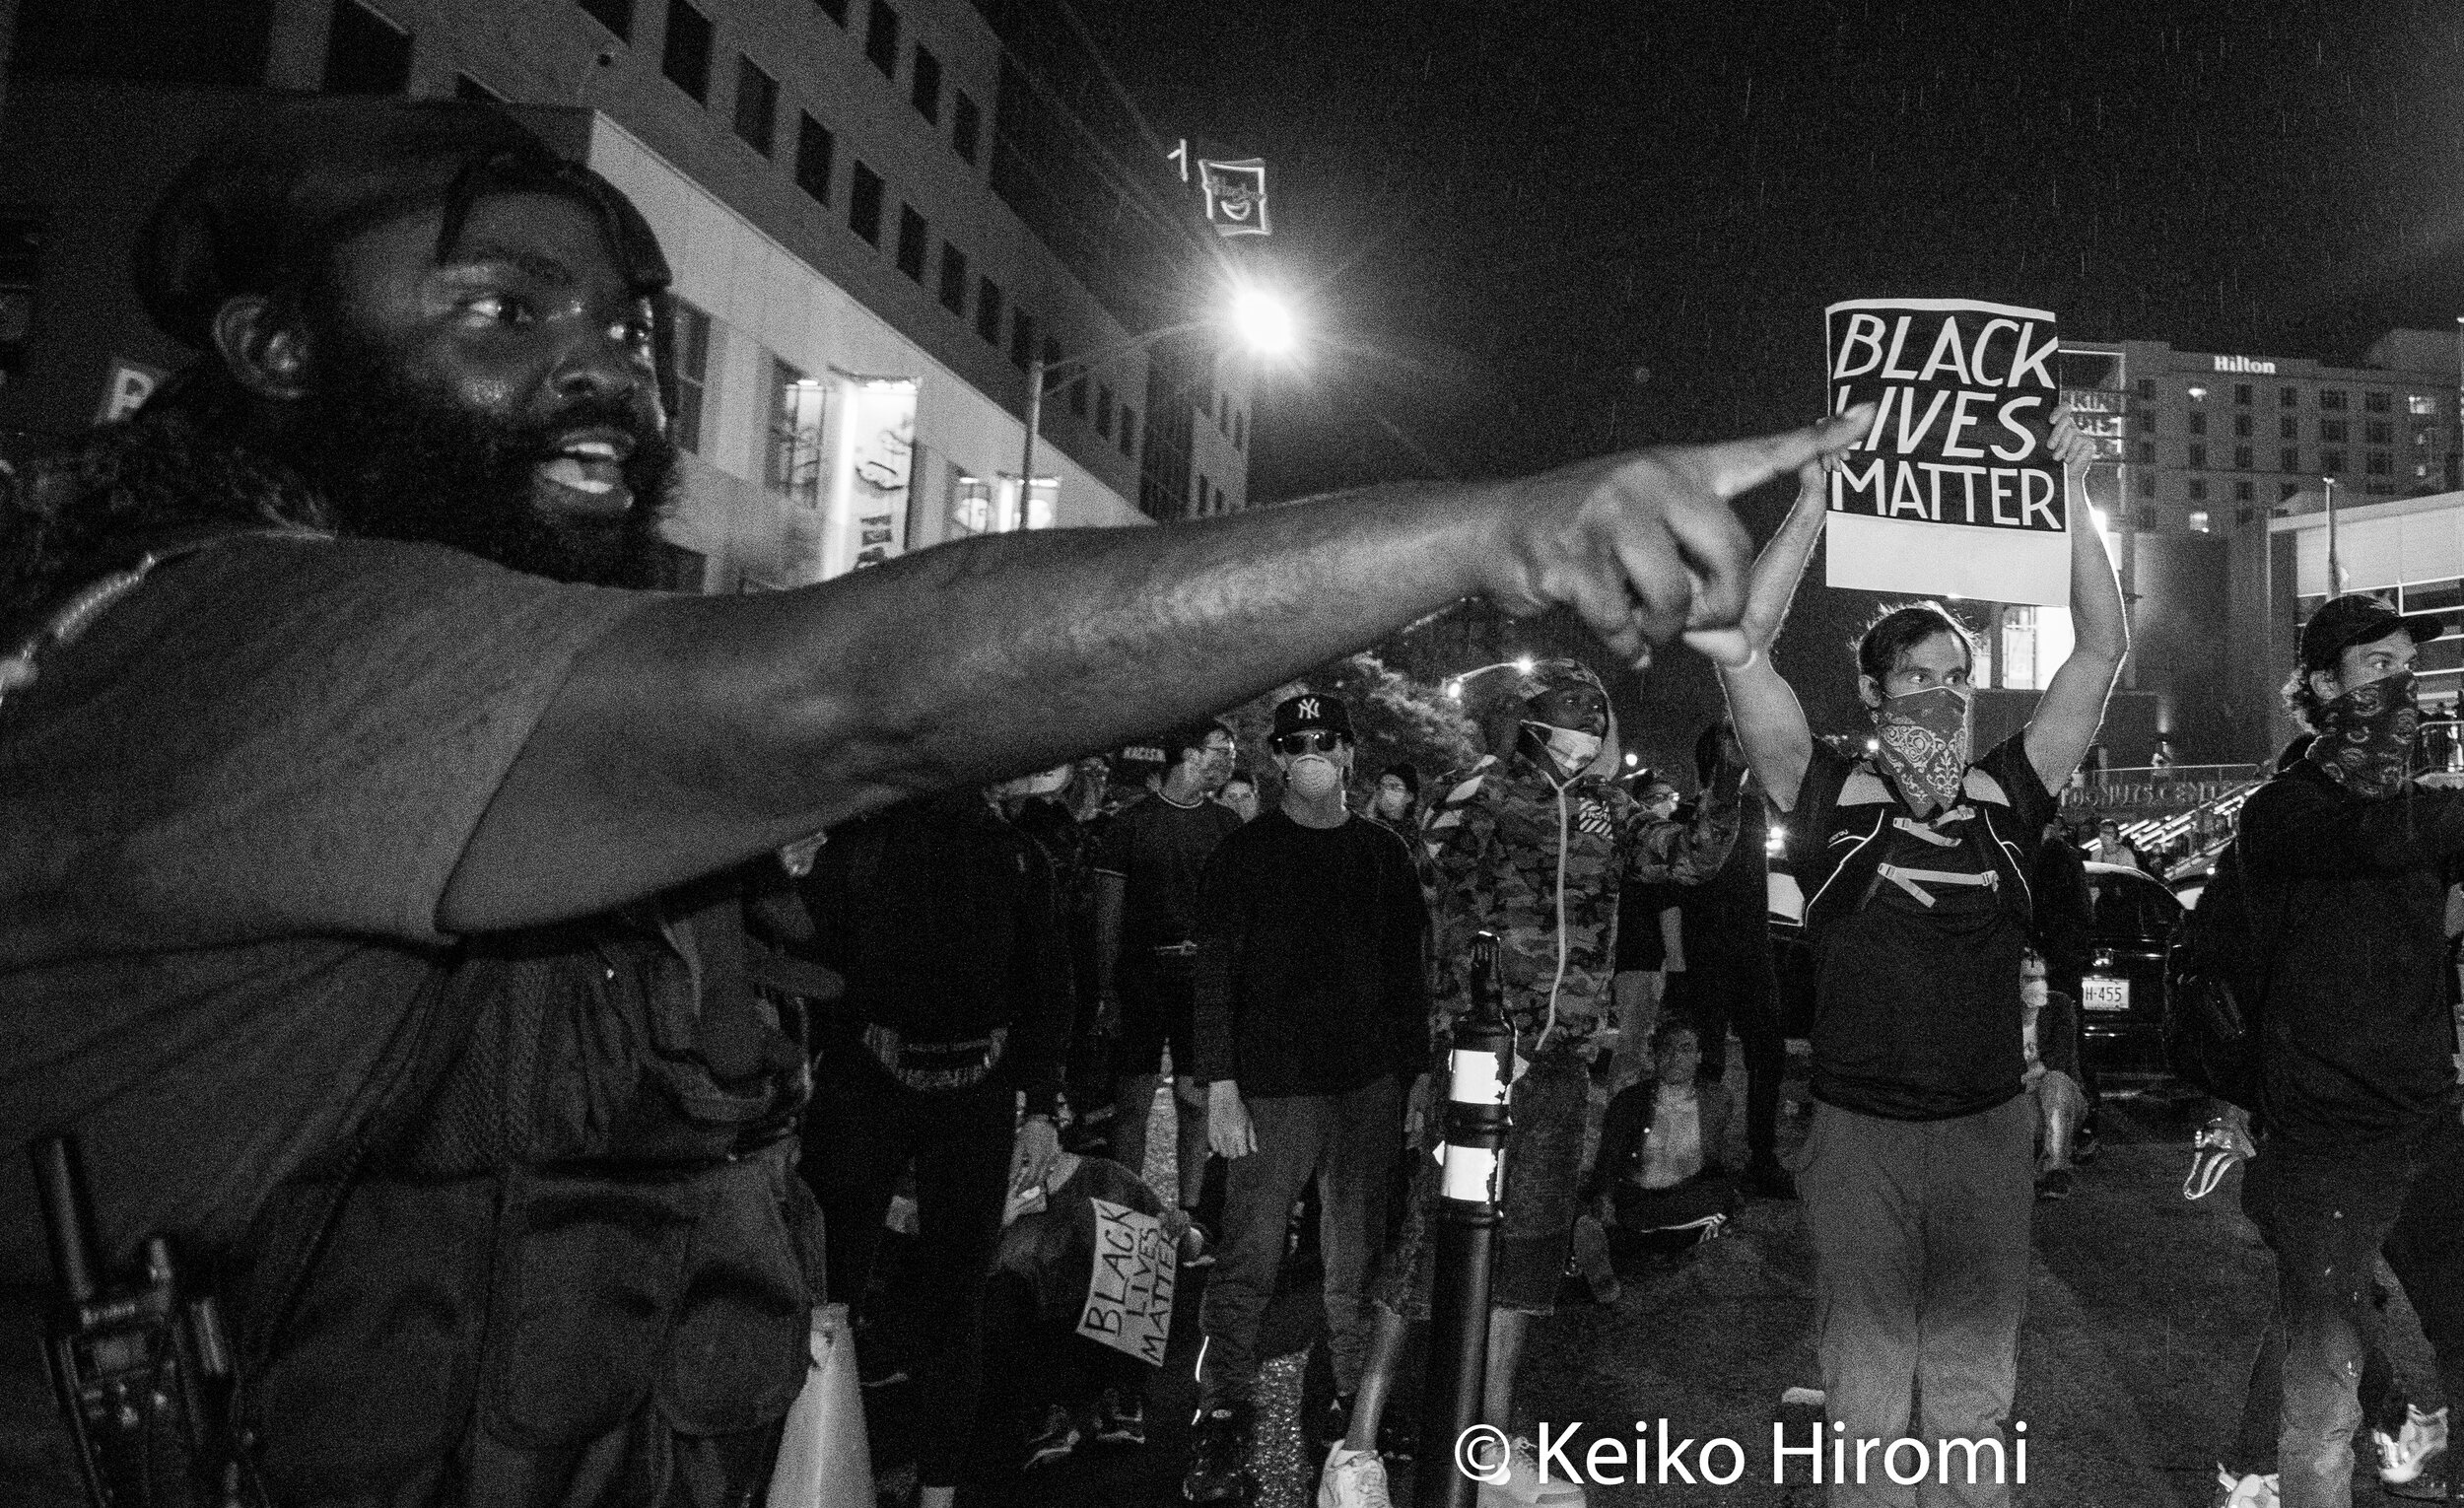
[1823,298,2071,607]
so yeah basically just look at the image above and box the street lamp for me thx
[1017,282,1298,525]
[1443,657,1537,701]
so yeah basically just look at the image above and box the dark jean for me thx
[800,1035,1016,1490]
[2241,1112,2464,1508]
[1670,945,1787,1159]
[1801,1096,2035,1508]
[1198,1074,1402,1405]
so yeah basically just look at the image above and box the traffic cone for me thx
[766,1302,875,1507]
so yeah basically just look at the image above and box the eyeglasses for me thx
[1272,730,1346,755]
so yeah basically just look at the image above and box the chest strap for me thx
[1876,863,1999,908]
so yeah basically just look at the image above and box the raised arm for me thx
[2022,412,2130,791]
[442,410,1875,930]
[1716,458,1831,813]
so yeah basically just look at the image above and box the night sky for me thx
[1076,0,2464,777]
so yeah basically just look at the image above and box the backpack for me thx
[2161,834,2280,1108]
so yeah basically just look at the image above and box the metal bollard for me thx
[1416,931,1513,1508]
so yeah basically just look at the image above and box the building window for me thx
[794,113,834,203]
[849,162,883,244]
[2279,416,2297,440]
[2189,510,2212,533]
[2136,377,2153,398]
[2280,481,2299,501]
[2135,441,2155,464]
[864,0,899,77]
[2366,390,2391,413]
[910,44,940,122]
[2137,474,2156,498]
[895,204,927,281]
[661,0,713,101]
[1095,384,1114,438]
[670,298,713,454]
[2233,413,2253,438]
[580,0,633,38]
[2320,388,2348,411]
[2187,478,2208,502]
[2412,393,2439,416]
[937,242,968,314]
[813,0,846,22]
[2281,447,2300,472]
[952,92,982,164]
[2321,419,2348,443]
[2366,420,2393,445]
[2134,507,2156,527]
[2234,383,2252,405]
[767,358,825,505]
[2235,481,2255,502]
[2187,444,2207,468]
[975,277,1003,343]
[2188,412,2206,436]
[1010,309,1036,371]
[2367,451,2393,476]
[2323,449,2347,473]
[1119,405,1137,456]
[323,1,412,95]
[2278,386,2296,407]
[2233,446,2253,469]
[1041,335,1061,376]
[732,57,778,155]
[1068,374,1088,418]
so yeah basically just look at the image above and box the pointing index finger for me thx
[1697,404,1879,501]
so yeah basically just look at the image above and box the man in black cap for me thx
[0,96,1867,1501]
[1185,692,1427,1507]
[2218,593,2464,1508]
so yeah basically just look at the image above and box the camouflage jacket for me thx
[1422,751,1741,1050]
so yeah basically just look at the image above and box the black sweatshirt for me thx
[2238,749,2464,1151]
[790,789,1073,1118]
[1192,809,1430,1097]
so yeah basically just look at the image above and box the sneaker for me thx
[1745,1155,1800,1200]
[1318,1442,1394,1508]
[1569,1213,1620,1305]
[2035,1166,2077,1201]
[1094,1386,1147,1448]
[2213,1465,2279,1508]
[2376,1404,2449,1499]
[1183,1404,1254,1503]
[1022,1403,1080,1470]
[1472,1434,1589,1506]
[2184,1119,2250,1201]
[1181,1216,1218,1270]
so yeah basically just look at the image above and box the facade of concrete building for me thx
[0,0,1259,589]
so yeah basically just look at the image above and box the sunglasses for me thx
[1272,730,1346,755]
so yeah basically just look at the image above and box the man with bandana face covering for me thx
[2201,595,2464,1508]
[1715,416,2126,1508]
[0,97,1873,1503]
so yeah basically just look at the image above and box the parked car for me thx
[2078,859,2185,1077]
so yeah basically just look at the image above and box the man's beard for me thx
[271,342,680,588]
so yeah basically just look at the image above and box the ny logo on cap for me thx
[1293,698,1321,721]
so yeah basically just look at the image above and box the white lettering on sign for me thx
[2213,355,2278,375]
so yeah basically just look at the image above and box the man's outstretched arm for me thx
[442,410,1873,931]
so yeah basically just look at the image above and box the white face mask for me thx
[1524,720,1604,779]
[1286,754,1343,799]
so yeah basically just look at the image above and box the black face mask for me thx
[273,323,678,588]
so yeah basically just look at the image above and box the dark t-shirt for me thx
[1094,792,1242,949]
[0,534,645,1279]
[1677,786,1774,971]
[1191,810,1429,1097]
[1791,734,2055,1121]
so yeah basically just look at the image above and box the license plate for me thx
[2082,976,2131,1012]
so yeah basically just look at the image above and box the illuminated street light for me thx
[1230,284,1297,359]
[1443,656,1538,700]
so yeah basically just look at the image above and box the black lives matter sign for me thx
[1822,299,2071,606]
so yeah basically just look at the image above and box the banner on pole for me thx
[1823,298,2070,607]
[1076,1198,1177,1366]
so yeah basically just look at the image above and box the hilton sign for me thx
[2213,355,2278,375]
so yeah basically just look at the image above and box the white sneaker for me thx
[2374,1404,2448,1492]
[1318,1442,1393,1508]
[2214,1464,2279,1508]
[1474,1435,1588,1507]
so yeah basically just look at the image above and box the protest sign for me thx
[1823,298,2070,606]
[1076,1197,1177,1366]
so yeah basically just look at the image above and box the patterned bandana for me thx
[2307,670,2418,798]
[1873,685,1973,815]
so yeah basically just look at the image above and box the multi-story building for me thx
[0,0,1257,590]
